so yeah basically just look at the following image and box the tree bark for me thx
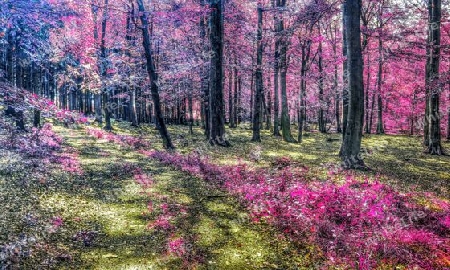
[425,0,442,154]
[252,7,264,142]
[376,17,385,134]
[298,40,311,142]
[137,0,174,149]
[207,0,229,146]
[340,0,366,169]
[272,0,281,136]
[277,0,294,142]
[318,39,326,133]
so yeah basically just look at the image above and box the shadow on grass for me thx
[43,126,315,269]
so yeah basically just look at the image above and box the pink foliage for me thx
[167,237,186,257]
[148,151,450,269]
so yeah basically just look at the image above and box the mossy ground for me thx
[0,122,448,269]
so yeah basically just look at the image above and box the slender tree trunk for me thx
[208,0,229,146]
[228,66,235,128]
[130,87,138,126]
[252,7,264,142]
[376,28,385,134]
[365,51,371,134]
[272,0,281,136]
[233,66,239,126]
[340,0,366,169]
[101,0,112,131]
[298,41,310,142]
[137,0,174,149]
[318,40,326,133]
[333,34,342,133]
[188,84,194,135]
[426,0,442,154]
[265,76,272,130]
[277,0,294,142]
[341,5,349,140]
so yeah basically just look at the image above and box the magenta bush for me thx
[148,151,450,269]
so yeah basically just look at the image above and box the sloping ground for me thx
[1,120,449,269]
[136,124,449,198]
[0,125,315,269]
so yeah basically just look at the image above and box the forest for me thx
[0,0,449,269]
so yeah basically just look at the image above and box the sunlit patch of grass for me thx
[9,122,443,269]
[130,123,448,198]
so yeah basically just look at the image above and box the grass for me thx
[129,123,449,198]
[0,122,448,269]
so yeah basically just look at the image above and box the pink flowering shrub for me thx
[148,151,450,269]
[167,237,187,257]
[55,150,83,175]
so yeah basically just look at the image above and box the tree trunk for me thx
[298,41,311,143]
[137,0,174,149]
[272,0,281,136]
[426,0,442,154]
[376,25,385,134]
[265,76,271,130]
[365,51,371,134]
[207,0,229,146]
[341,4,349,140]
[340,0,366,169]
[252,7,264,142]
[228,66,235,128]
[233,66,239,126]
[188,84,194,135]
[318,40,326,133]
[333,33,342,133]
[130,87,138,126]
[33,109,41,128]
[101,0,112,131]
[278,0,294,142]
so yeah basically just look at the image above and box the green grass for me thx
[129,123,449,198]
[1,122,448,269]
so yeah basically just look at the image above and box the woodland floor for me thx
[0,121,449,269]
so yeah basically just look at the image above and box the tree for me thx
[340,0,365,169]
[136,0,174,150]
[277,0,295,143]
[252,7,264,142]
[425,0,443,155]
[208,0,230,146]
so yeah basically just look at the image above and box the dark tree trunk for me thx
[298,40,311,143]
[130,87,138,126]
[33,109,41,128]
[208,0,229,146]
[341,4,349,139]
[200,0,210,137]
[340,0,366,169]
[333,40,342,133]
[318,40,326,133]
[101,0,112,131]
[252,7,264,142]
[137,0,174,149]
[425,0,442,154]
[233,66,239,126]
[265,76,272,130]
[365,51,371,134]
[277,0,294,142]
[272,0,281,136]
[376,24,385,134]
[228,66,235,128]
[188,84,194,135]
